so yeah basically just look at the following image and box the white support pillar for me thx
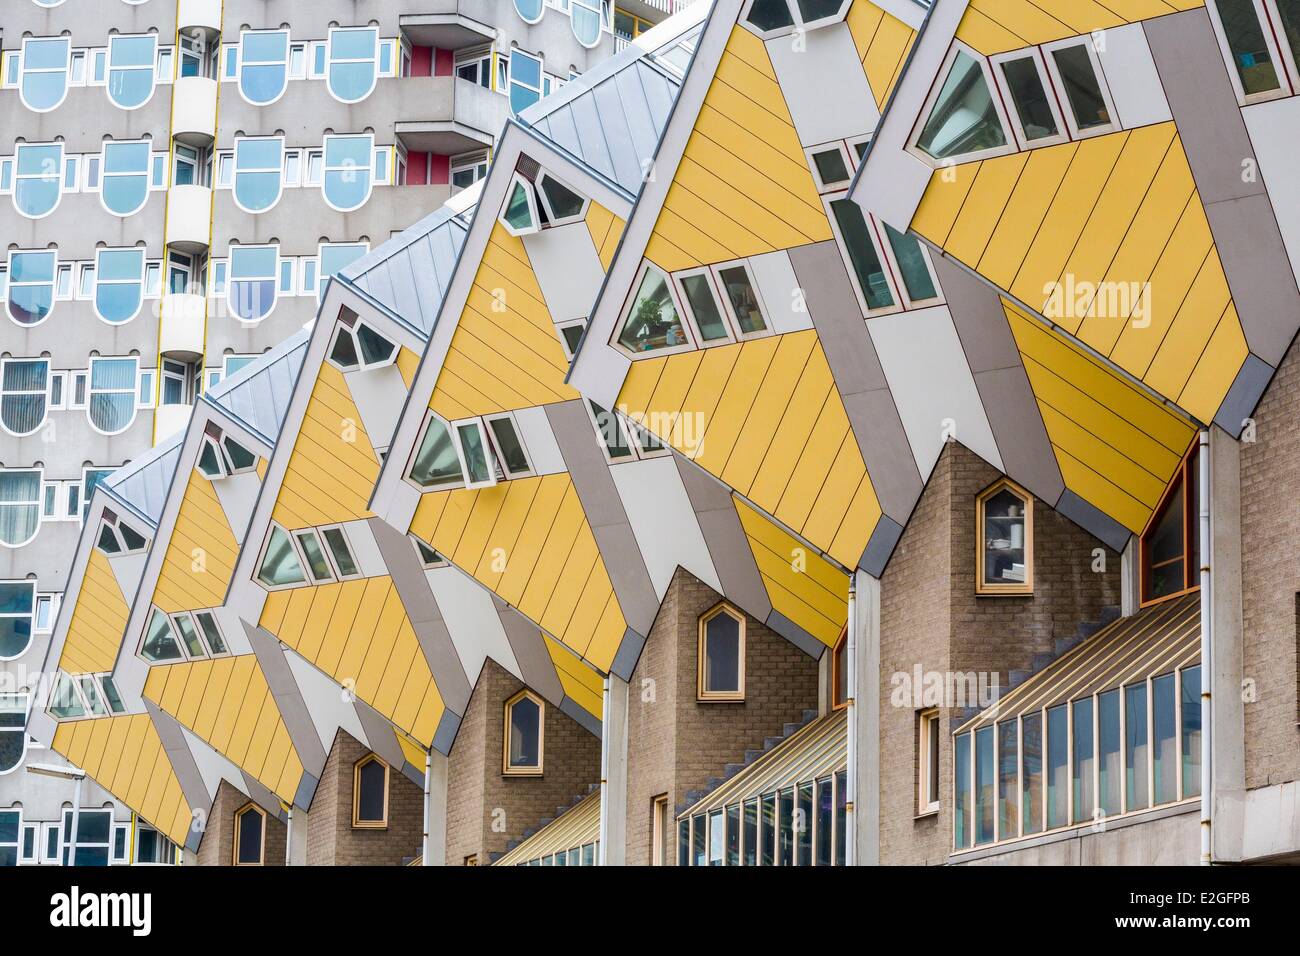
[422,750,448,866]
[286,807,308,865]
[852,570,881,865]
[1120,537,1140,617]
[598,674,630,865]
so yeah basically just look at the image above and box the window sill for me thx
[914,808,939,821]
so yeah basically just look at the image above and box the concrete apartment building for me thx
[10,0,1300,870]
[0,0,684,865]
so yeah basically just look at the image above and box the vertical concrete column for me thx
[422,751,448,866]
[286,807,309,866]
[1120,538,1140,616]
[853,571,881,866]
[1209,425,1245,861]
[598,674,630,865]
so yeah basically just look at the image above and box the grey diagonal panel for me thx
[611,627,646,683]
[242,622,327,776]
[1213,353,1275,437]
[560,697,603,740]
[932,254,1021,374]
[789,241,923,520]
[860,515,904,578]
[972,366,1064,505]
[351,696,407,770]
[1203,194,1300,367]
[1055,490,1132,554]
[672,453,771,619]
[765,610,826,660]
[144,700,212,821]
[545,399,659,635]
[240,771,287,823]
[1144,10,1264,207]
[494,599,566,706]
[367,516,472,714]
[432,710,460,757]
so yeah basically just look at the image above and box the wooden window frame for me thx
[233,803,266,866]
[918,708,941,815]
[503,688,545,776]
[1139,442,1200,607]
[831,628,848,711]
[651,793,669,865]
[352,754,390,829]
[697,602,746,702]
[975,477,1034,596]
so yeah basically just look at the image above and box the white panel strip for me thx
[513,404,568,476]
[343,364,408,454]
[522,222,607,325]
[341,519,386,579]
[749,249,815,335]
[283,650,368,754]
[424,565,521,685]
[766,22,880,147]
[212,471,261,546]
[1096,23,1172,130]
[1243,97,1300,284]
[611,456,720,598]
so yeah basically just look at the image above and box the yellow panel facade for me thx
[152,467,239,614]
[955,0,1195,55]
[845,0,918,108]
[57,548,128,675]
[545,633,604,719]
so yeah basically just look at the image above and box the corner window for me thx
[238,30,289,105]
[0,473,41,549]
[19,37,71,112]
[6,250,58,326]
[327,27,379,103]
[352,755,389,827]
[0,583,36,658]
[454,47,493,89]
[1041,39,1116,138]
[196,426,257,478]
[321,134,374,211]
[697,603,745,702]
[257,524,308,589]
[326,312,396,371]
[232,137,284,213]
[95,508,148,556]
[227,244,278,322]
[913,46,1010,162]
[500,173,540,236]
[407,413,464,488]
[0,696,26,775]
[504,690,544,775]
[536,171,588,225]
[93,248,146,324]
[508,49,543,115]
[450,151,488,192]
[1141,443,1199,605]
[100,140,153,216]
[1,359,50,436]
[106,34,157,109]
[87,357,138,434]
[13,143,63,218]
[139,607,182,662]
[615,263,691,356]
[976,478,1033,595]
[234,804,265,865]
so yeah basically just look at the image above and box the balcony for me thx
[172,76,218,146]
[399,7,497,51]
[394,76,500,156]
[159,294,206,360]
[177,0,222,35]
[165,184,212,253]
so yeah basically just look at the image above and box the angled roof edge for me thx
[199,327,312,447]
[101,433,184,528]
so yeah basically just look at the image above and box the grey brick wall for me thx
[196,780,286,866]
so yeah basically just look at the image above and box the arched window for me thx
[0,582,36,659]
[698,603,745,701]
[504,690,544,775]
[232,137,284,213]
[327,27,379,103]
[6,250,58,326]
[238,30,289,105]
[93,248,146,324]
[227,245,278,322]
[86,357,138,434]
[352,755,389,827]
[19,37,70,112]
[106,34,157,109]
[515,0,544,23]
[233,803,265,865]
[571,0,604,47]
[13,142,63,218]
[321,134,374,211]
[0,695,28,775]
[1141,443,1200,605]
[100,140,153,217]
[1,359,49,437]
[975,478,1033,595]
[0,474,42,550]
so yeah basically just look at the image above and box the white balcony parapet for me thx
[165,184,212,253]
[172,76,217,145]
[159,293,206,359]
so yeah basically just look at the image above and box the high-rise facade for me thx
[0,0,685,865]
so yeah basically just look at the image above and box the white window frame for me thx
[673,266,736,348]
[483,411,535,480]
[804,141,854,194]
[0,585,36,654]
[237,28,291,107]
[1205,0,1294,105]
[231,136,285,214]
[317,524,363,581]
[874,222,945,312]
[85,356,140,436]
[610,260,698,359]
[325,26,380,104]
[1040,37,1119,142]
[92,247,147,325]
[105,34,158,111]
[19,36,72,113]
[320,133,375,213]
[498,172,540,237]
[823,192,904,319]
[535,170,589,226]
[989,49,1070,151]
[919,708,941,815]
[710,259,774,340]
[507,48,544,114]
[5,249,59,327]
[0,357,51,437]
[227,243,280,324]
[905,41,1017,168]
[99,139,153,217]
[12,141,64,220]
[255,523,309,592]
[451,417,497,489]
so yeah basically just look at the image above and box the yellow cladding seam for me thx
[408,475,627,673]
[844,0,917,108]
[428,223,577,420]
[733,497,848,646]
[272,360,379,529]
[544,633,604,719]
[954,0,1198,55]
[643,26,832,273]
[912,124,1247,427]
[585,201,626,271]
[152,466,240,614]
[53,716,192,845]
[260,577,446,748]
[617,331,881,568]
[57,548,128,675]
[1004,300,1197,532]
[143,655,304,805]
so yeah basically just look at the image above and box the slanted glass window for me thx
[101,140,153,216]
[616,264,690,355]
[1141,443,1198,604]
[172,612,207,659]
[140,607,183,662]
[6,250,57,326]
[295,530,334,583]
[0,583,36,658]
[572,0,604,47]
[976,479,1032,594]
[996,52,1062,145]
[1,359,49,436]
[716,263,769,336]
[13,142,63,218]
[485,413,533,479]
[747,0,795,32]
[258,525,307,588]
[327,316,395,371]
[234,804,265,865]
[238,30,289,105]
[93,248,145,324]
[914,48,1007,161]
[508,49,543,115]
[352,755,389,827]
[322,134,374,211]
[504,690,544,775]
[810,145,851,191]
[195,612,228,655]
[588,401,633,461]
[1211,0,1285,99]
[48,672,84,719]
[0,695,26,773]
[321,527,359,578]
[676,269,731,344]
[327,27,379,103]
[883,224,938,304]
[698,604,744,701]
[20,37,71,112]
[408,414,463,488]
[1046,41,1113,135]
[87,357,138,433]
[500,174,540,236]
[227,245,278,322]
[107,34,157,109]
[454,419,494,487]
[536,172,587,224]
[233,137,284,213]
[829,199,894,313]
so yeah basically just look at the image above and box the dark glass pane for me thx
[1153,673,1177,804]
[760,793,776,865]
[974,725,995,844]
[1046,704,1068,829]
[1214,0,1281,95]
[812,147,849,186]
[691,814,706,866]
[1000,55,1058,140]
[1072,697,1094,824]
[1125,683,1149,810]
[997,720,1018,840]
[679,273,729,341]
[1098,689,1122,817]
[704,611,741,693]
[815,777,833,866]
[796,782,813,865]
[357,759,386,822]
[747,0,794,31]
[742,799,758,866]
[778,787,795,865]
[237,810,263,864]
[508,695,541,769]
[1182,666,1202,799]
[830,199,893,310]
[1051,44,1110,130]
[834,771,847,865]
[725,804,739,866]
